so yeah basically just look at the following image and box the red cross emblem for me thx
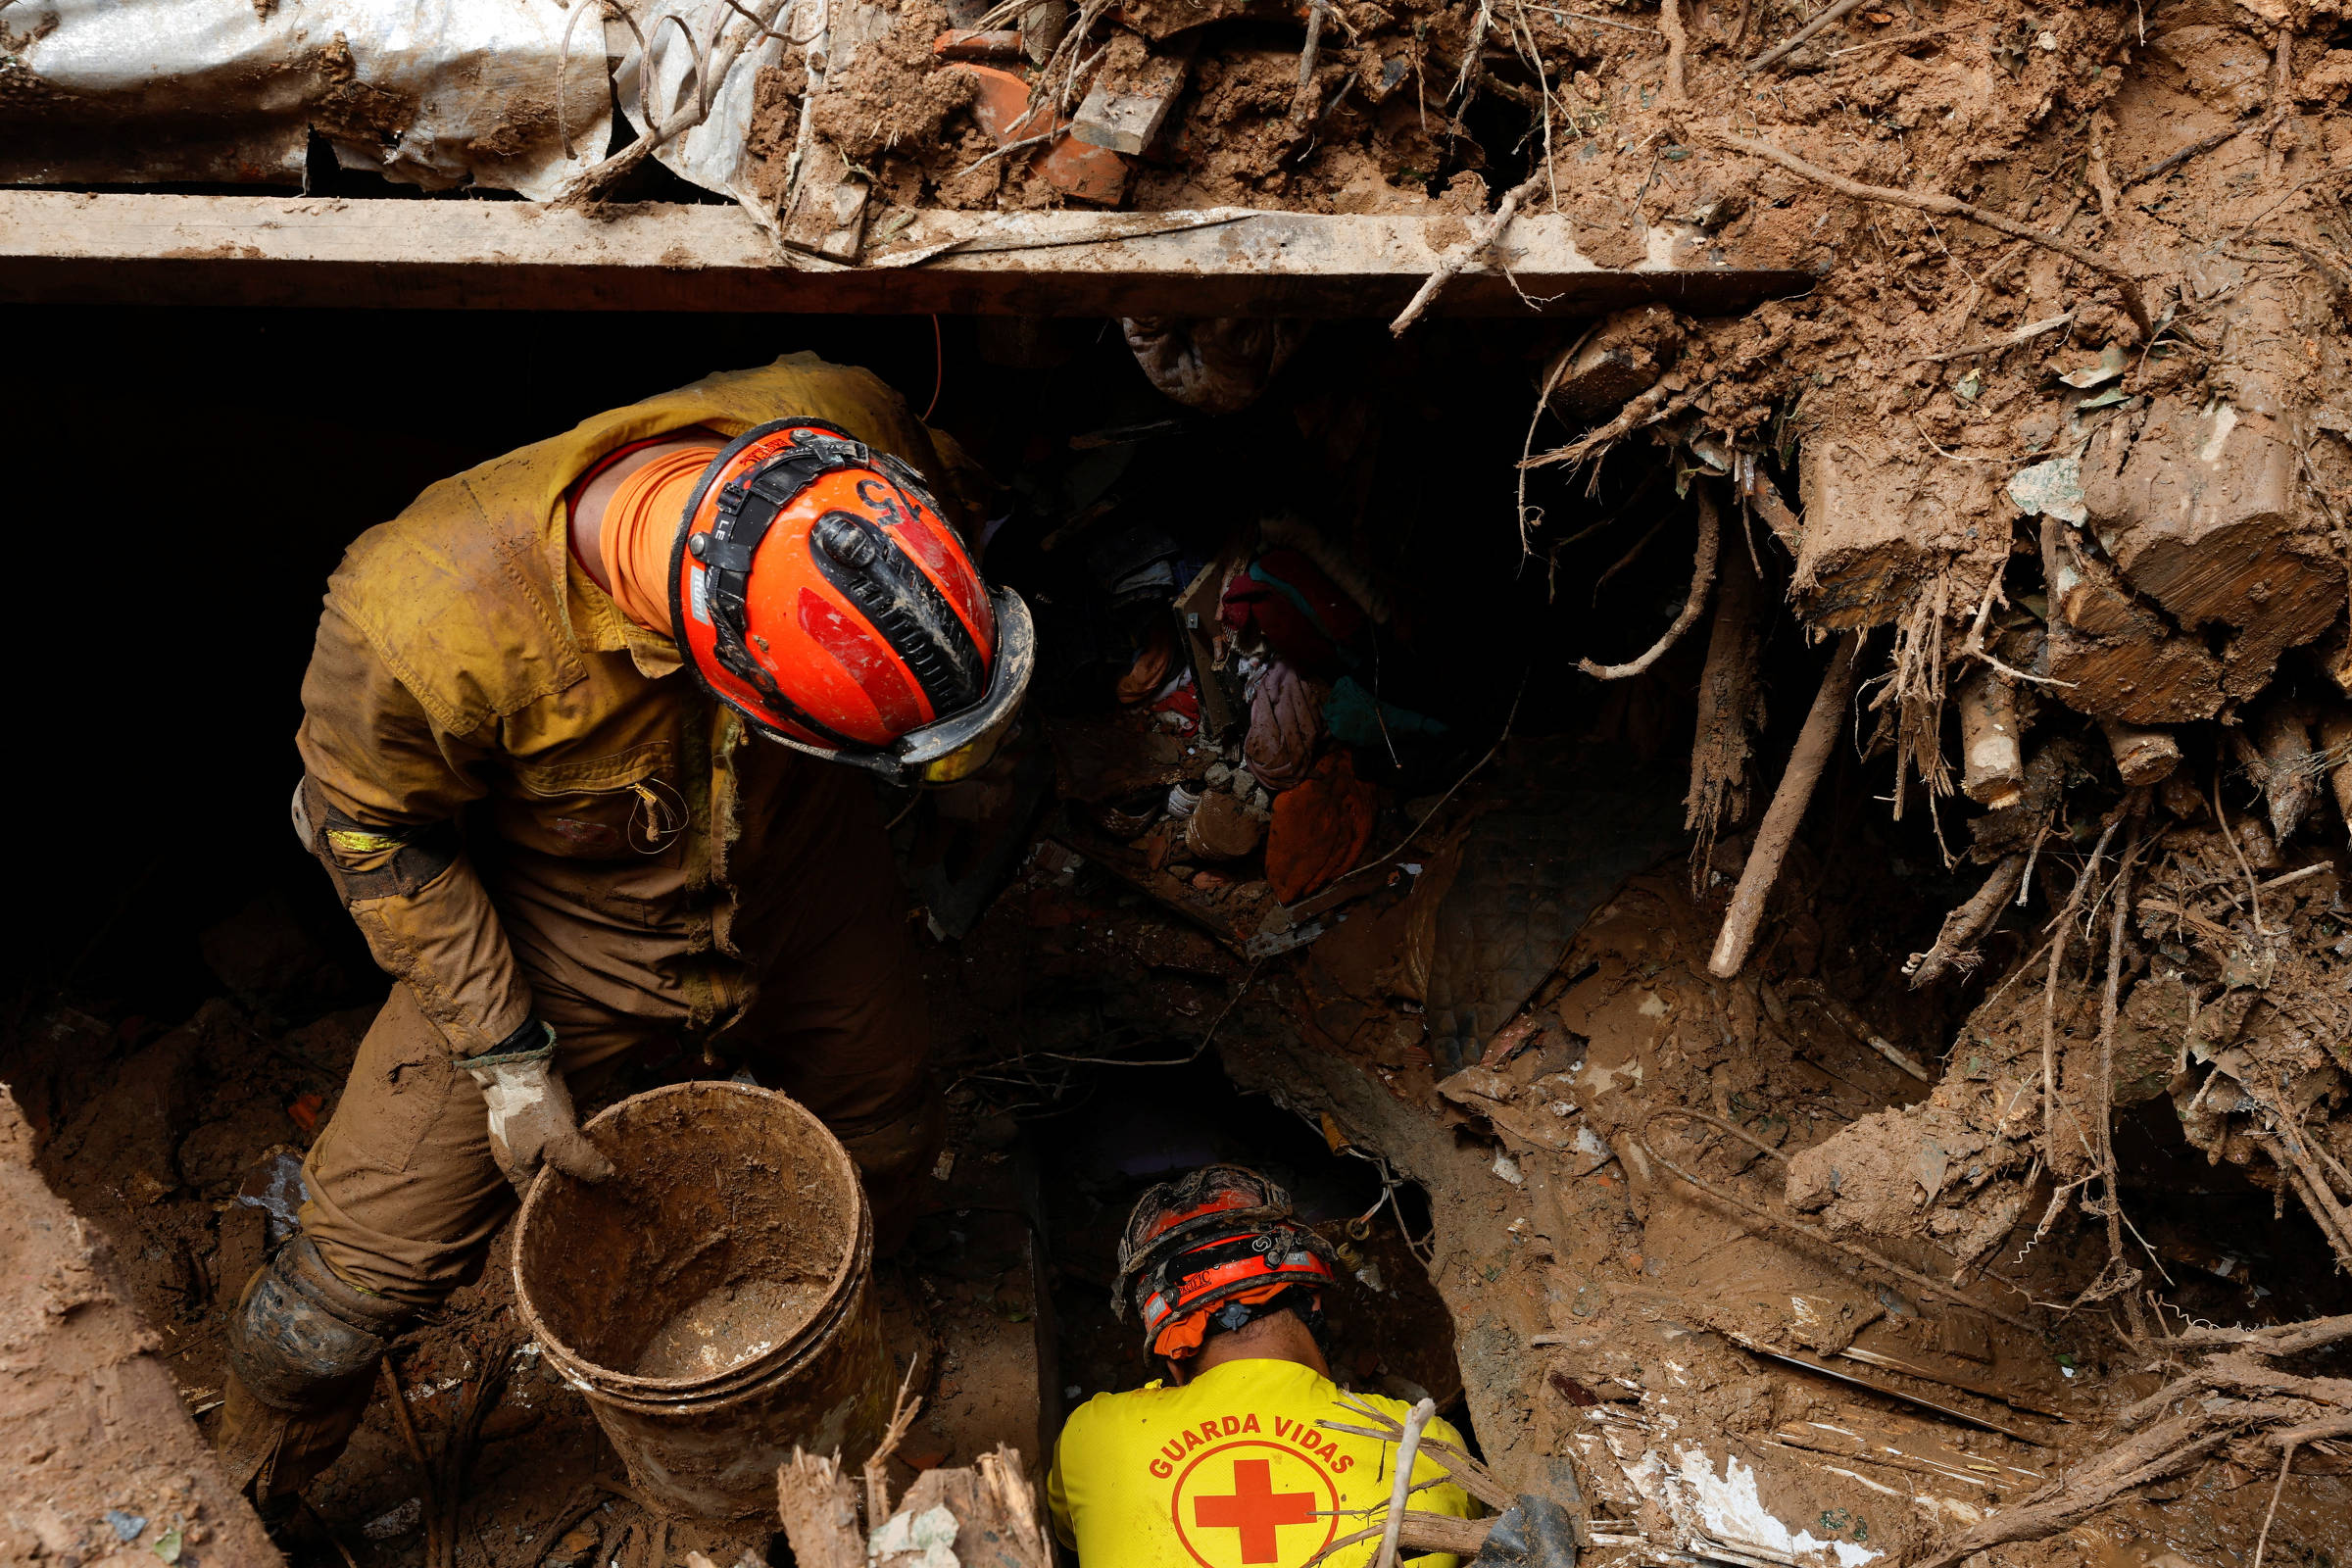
[1171,1441,1339,1568]
[1195,1458,1317,1562]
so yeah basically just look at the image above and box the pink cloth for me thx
[1245,662,1322,791]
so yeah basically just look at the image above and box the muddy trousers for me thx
[220,827,937,1504]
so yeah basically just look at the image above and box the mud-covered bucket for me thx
[513,1081,893,1518]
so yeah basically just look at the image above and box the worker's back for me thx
[1048,1358,1475,1568]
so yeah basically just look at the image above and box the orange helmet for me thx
[670,418,1033,783]
[1111,1164,1339,1359]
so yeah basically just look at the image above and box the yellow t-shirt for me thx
[1048,1358,1476,1568]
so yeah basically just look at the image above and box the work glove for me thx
[462,1022,614,1194]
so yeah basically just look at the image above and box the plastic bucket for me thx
[513,1081,894,1518]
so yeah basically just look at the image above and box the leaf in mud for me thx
[1955,368,1983,402]
[2077,386,2132,409]
[153,1529,184,1565]
[2057,343,2130,388]
[2008,456,2086,523]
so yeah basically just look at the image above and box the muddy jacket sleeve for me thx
[296,600,536,1058]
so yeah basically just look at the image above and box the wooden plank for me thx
[1071,37,1197,155]
[0,191,1815,317]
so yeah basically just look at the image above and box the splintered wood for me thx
[777,1445,1051,1568]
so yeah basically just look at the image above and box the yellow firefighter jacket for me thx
[296,355,962,1059]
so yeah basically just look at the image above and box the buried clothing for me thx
[1047,1358,1474,1568]
[222,357,952,1502]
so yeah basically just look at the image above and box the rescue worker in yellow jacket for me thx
[1049,1166,1477,1568]
[219,356,1034,1505]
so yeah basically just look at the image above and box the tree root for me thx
[1524,380,1704,474]
[1708,631,1865,978]
[1904,855,2025,985]
[1712,135,2151,337]
[1922,1320,2352,1568]
[1745,0,1867,71]
[1578,488,1720,680]
[1659,0,1689,100]
[1686,529,1763,875]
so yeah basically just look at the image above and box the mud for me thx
[630,1278,827,1381]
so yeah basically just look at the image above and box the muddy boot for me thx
[836,1093,947,1257]
[216,1234,413,1508]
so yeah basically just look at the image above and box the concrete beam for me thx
[0,191,1813,317]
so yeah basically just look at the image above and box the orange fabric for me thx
[601,443,721,637]
[1264,752,1377,903]
[1152,1282,1294,1359]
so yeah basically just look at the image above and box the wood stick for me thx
[1745,0,1868,70]
[1580,489,1721,680]
[561,0,790,206]
[2100,718,2182,787]
[1958,670,2025,808]
[1294,0,1330,120]
[1828,18,1984,56]
[1635,1120,2039,1330]
[1390,165,1551,335]
[863,1358,925,1525]
[1905,854,2026,986]
[1708,631,1864,977]
[1714,135,2149,334]
[1782,976,1933,1080]
[2038,814,2124,1160]
[380,1360,442,1554]
[2093,813,2149,1343]
[2163,1314,2352,1354]
[1914,310,2076,365]
[2131,120,2255,186]
[1660,0,1689,100]
[1915,1428,2235,1568]
[1372,1398,1438,1568]
[1687,531,1763,850]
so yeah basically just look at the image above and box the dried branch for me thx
[1391,165,1552,335]
[1746,0,1868,71]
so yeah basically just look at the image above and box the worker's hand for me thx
[461,1026,614,1194]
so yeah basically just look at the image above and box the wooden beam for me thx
[0,191,1815,317]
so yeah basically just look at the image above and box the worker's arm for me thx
[295,599,533,1057]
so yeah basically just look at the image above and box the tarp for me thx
[615,0,803,229]
[0,0,612,200]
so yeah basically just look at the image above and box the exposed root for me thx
[1577,488,1720,681]
[1658,0,1688,102]
[1744,0,1868,71]
[559,0,790,209]
[1708,631,1866,978]
[1905,854,2026,986]
[1923,1321,2352,1568]
[1524,381,1704,474]
[1713,135,2151,336]
[1686,532,1765,878]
